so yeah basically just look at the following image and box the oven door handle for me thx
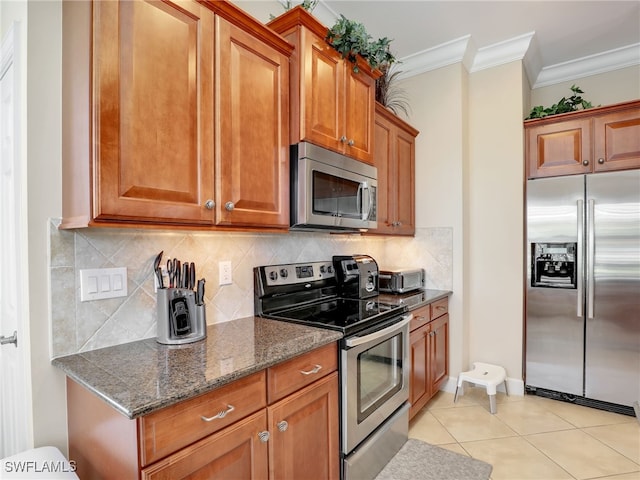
[345,314,412,348]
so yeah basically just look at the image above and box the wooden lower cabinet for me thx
[67,344,339,479]
[409,298,450,420]
[141,410,269,479]
[268,373,339,480]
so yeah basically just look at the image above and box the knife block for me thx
[156,288,206,345]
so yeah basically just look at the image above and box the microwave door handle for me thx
[356,183,363,218]
[360,181,370,220]
[367,185,374,220]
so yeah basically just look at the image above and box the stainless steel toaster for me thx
[379,268,425,294]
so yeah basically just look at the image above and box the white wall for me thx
[466,61,525,381]
[400,61,525,391]
[531,65,640,110]
[400,63,469,378]
[1,0,67,453]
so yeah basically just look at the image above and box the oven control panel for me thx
[262,261,335,286]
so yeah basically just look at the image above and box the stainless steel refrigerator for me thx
[526,169,639,414]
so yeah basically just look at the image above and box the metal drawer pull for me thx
[277,420,288,432]
[300,364,322,375]
[201,404,235,421]
[258,431,270,442]
[436,305,446,310]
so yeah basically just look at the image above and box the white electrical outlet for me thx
[219,261,232,285]
[80,267,128,301]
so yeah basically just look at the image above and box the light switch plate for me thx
[80,267,128,302]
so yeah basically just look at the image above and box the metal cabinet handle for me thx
[339,135,347,143]
[258,431,270,442]
[201,404,235,421]
[597,158,605,164]
[300,364,322,375]
[435,305,446,311]
[0,330,17,347]
[225,201,235,212]
[277,420,288,432]
[204,199,215,210]
[348,139,355,147]
[582,159,590,166]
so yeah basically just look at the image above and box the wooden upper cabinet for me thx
[215,16,290,228]
[92,0,216,225]
[61,0,293,229]
[370,102,418,235]
[525,100,640,179]
[268,7,380,164]
[593,106,640,173]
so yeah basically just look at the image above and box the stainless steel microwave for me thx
[290,142,377,232]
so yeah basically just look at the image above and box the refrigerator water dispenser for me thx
[531,242,577,288]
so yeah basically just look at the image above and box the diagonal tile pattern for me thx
[410,387,640,480]
[49,219,453,356]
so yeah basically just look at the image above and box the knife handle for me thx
[182,262,189,289]
[190,263,196,290]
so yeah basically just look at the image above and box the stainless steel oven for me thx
[254,259,411,480]
[290,142,377,232]
[341,314,411,480]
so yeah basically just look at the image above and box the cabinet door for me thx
[393,126,416,234]
[216,17,290,228]
[409,323,429,420]
[371,104,417,235]
[429,314,449,394]
[268,373,339,480]
[344,67,375,163]
[141,410,269,480]
[301,28,344,154]
[593,107,640,172]
[93,0,215,224]
[526,118,592,178]
[373,115,394,234]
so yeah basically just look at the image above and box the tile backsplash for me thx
[49,219,452,357]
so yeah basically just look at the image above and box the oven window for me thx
[312,171,362,219]
[357,332,403,422]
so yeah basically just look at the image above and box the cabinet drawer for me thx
[267,343,337,404]
[139,371,266,466]
[410,305,431,332]
[430,298,449,320]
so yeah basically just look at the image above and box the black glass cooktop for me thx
[267,297,405,334]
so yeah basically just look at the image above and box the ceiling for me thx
[232,1,640,88]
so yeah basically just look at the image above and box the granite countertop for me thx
[52,316,342,419]
[378,289,452,311]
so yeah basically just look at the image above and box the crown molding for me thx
[533,43,640,88]
[398,31,639,90]
[470,31,535,73]
[397,36,474,79]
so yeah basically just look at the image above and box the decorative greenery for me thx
[375,63,410,117]
[326,15,396,73]
[526,85,595,119]
[269,0,318,20]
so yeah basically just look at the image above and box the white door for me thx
[0,22,31,458]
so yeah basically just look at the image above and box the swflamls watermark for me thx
[2,459,77,473]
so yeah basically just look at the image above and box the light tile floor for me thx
[409,387,640,480]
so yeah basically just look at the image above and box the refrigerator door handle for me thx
[577,199,584,317]
[587,199,595,319]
